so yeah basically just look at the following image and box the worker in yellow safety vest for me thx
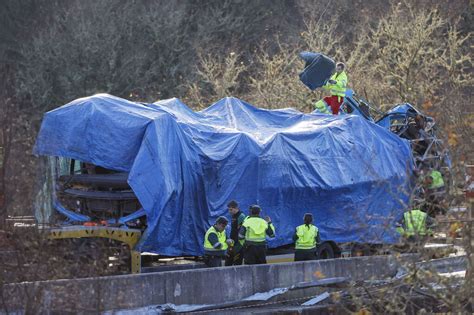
[203,216,233,267]
[238,205,275,264]
[396,207,435,243]
[427,169,445,190]
[314,62,348,115]
[293,213,321,261]
[423,168,447,215]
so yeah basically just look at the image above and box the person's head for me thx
[303,213,313,225]
[249,205,261,216]
[420,161,432,175]
[336,62,345,74]
[214,216,228,232]
[411,199,424,211]
[424,174,434,186]
[415,115,425,129]
[227,200,239,215]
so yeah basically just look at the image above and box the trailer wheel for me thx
[318,242,335,259]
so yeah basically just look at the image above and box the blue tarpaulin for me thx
[34,94,413,255]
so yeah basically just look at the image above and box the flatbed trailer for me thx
[47,226,142,273]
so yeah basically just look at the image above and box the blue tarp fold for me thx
[35,94,413,255]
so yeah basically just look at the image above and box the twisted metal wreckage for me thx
[33,52,450,273]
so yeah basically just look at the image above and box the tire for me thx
[317,242,335,259]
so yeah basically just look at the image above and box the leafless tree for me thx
[0,0,472,312]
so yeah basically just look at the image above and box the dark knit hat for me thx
[216,216,229,225]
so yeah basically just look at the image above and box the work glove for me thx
[226,239,234,246]
[328,80,337,84]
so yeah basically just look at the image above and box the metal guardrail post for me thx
[131,250,142,274]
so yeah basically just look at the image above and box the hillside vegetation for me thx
[0,0,472,217]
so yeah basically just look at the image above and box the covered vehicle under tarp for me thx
[34,94,413,255]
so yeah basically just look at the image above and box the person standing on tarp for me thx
[203,216,233,267]
[239,205,275,265]
[314,62,348,115]
[225,200,247,266]
[293,213,320,261]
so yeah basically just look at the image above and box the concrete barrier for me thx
[1,255,413,313]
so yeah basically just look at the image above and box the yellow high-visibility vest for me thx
[324,71,348,97]
[295,224,318,250]
[429,170,445,189]
[404,209,427,236]
[242,217,274,242]
[203,226,228,251]
[313,99,331,114]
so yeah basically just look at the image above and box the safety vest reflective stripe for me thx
[327,71,348,97]
[404,210,427,236]
[247,236,266,242]
[237,213,247,247]
[242,217,269,242]
[330,87,345,97]
[295,224,318,249]
[429,170,445,189]
[203,226,228,251]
